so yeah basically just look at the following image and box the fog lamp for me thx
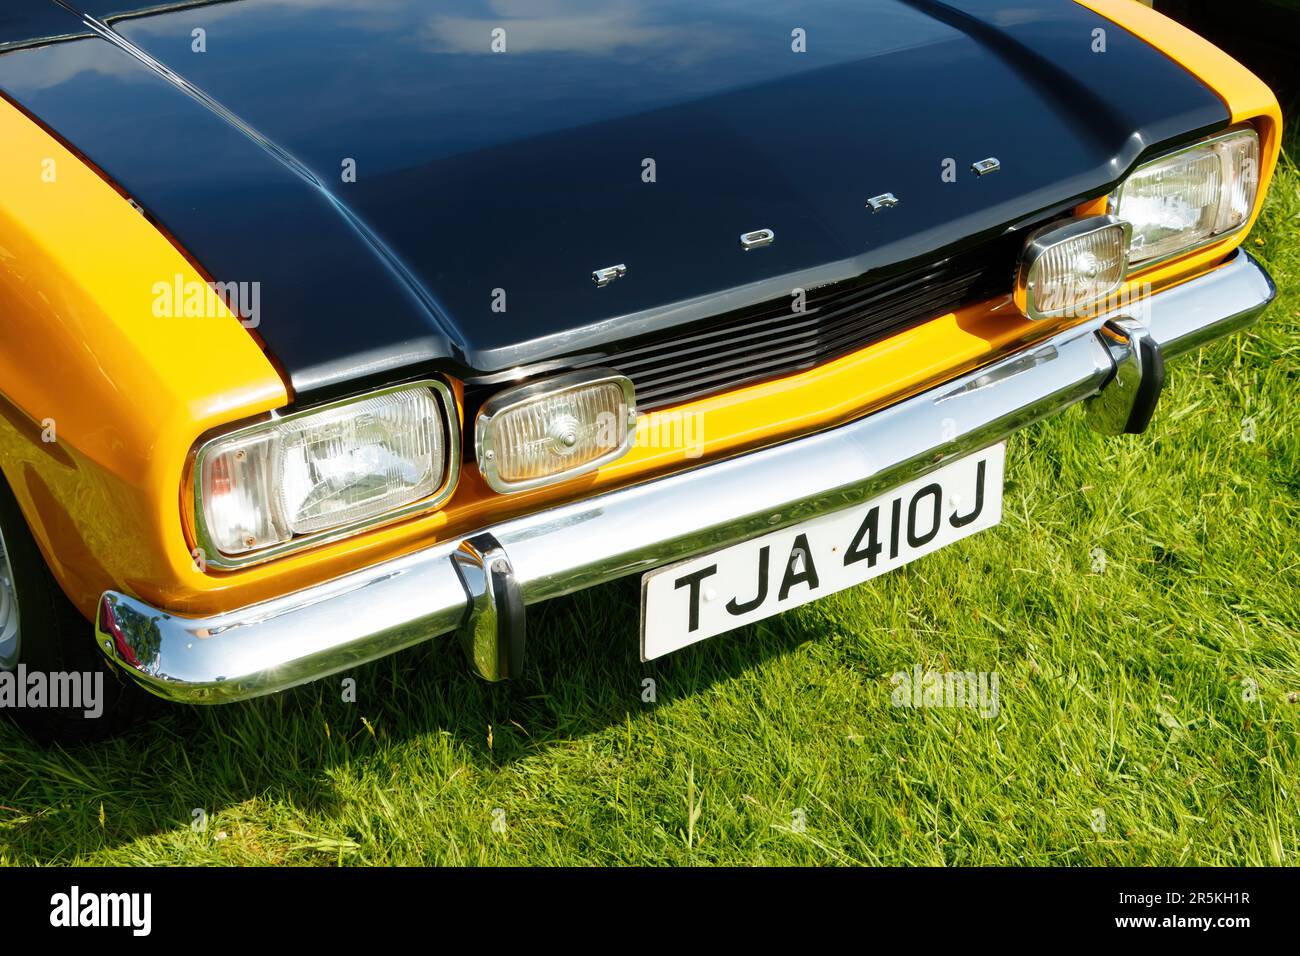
[476,369,636,493]
[1015,215,1130,320]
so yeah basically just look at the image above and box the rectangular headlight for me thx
[194,381,457,565]
[1015,215,1129,320]
[1111,128,1259,268]
[476,369,636,493]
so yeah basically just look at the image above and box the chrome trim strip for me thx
[96,251,1275,703]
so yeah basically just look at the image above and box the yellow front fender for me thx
[0,94,286,617]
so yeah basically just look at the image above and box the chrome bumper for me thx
[95,251,1276,702]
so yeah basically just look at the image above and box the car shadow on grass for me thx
[0,574,827,862]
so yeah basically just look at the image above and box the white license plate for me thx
[640,444,1005,660]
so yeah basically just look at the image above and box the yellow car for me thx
[0,0,1281,740]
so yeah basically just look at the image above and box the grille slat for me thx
[613,272,980,392]
[455,232,1028,434]
[593,265,971,374]
[573,236,1018,411]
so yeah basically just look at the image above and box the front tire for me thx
[0,472,151,743]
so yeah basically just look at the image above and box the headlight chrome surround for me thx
[191,379,460,569]
[475,368,637,494]
[1014,215,1131,321]
[1108,127,1260,271]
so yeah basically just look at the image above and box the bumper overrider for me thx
[95,251,1276,702]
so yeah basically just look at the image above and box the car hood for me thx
[0,0,1226,399]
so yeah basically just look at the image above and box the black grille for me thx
[570,233,1023,411]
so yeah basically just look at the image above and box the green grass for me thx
[2,137,1297,868]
